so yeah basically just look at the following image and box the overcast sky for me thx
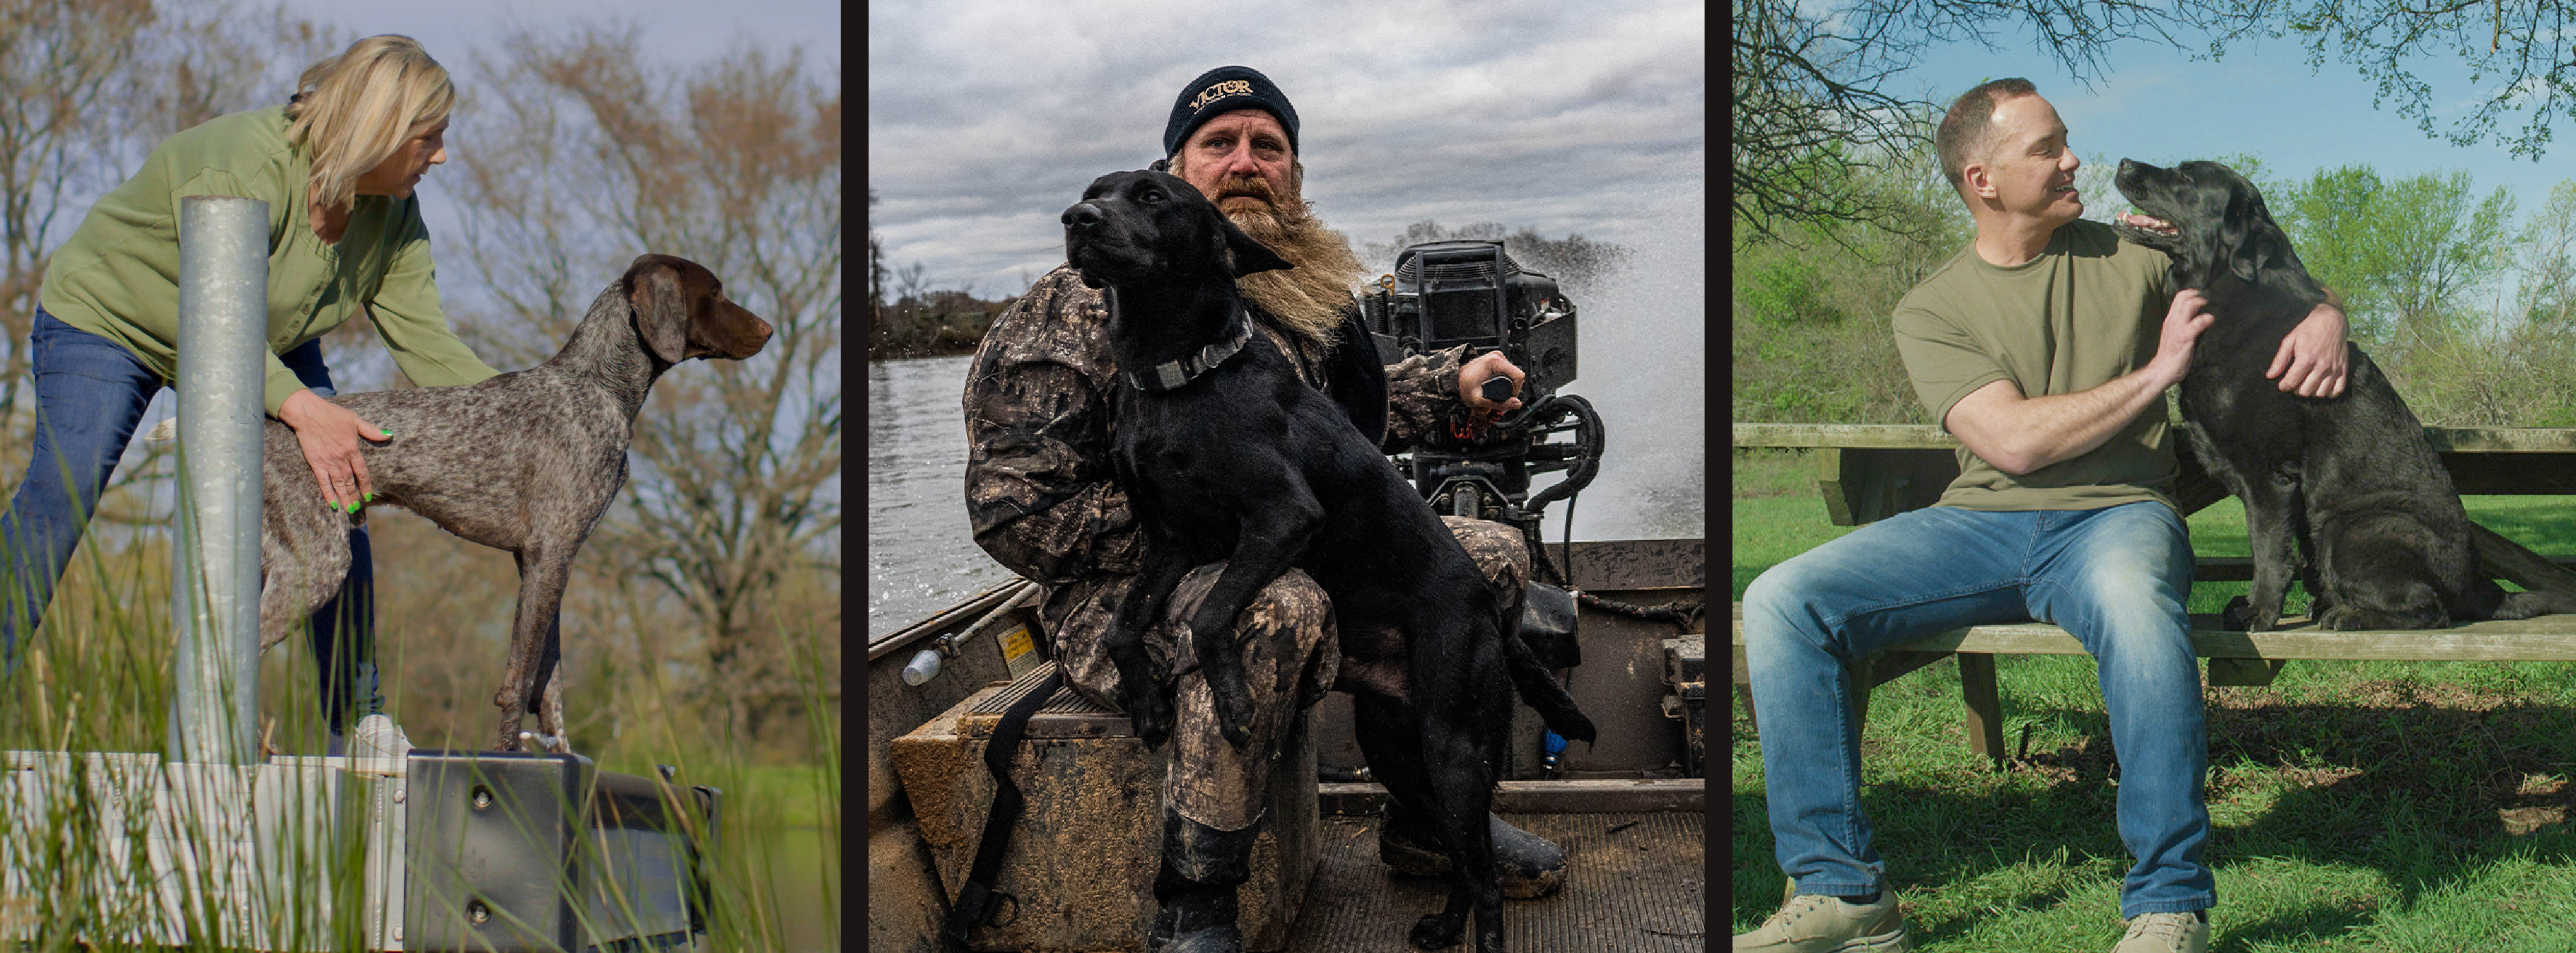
[866,0,1705,299]
[273,0,841,270]
[867,0,1707,542]
[52,3,838,270]
[273,0,840,88]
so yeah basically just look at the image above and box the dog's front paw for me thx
[2221,595,2281,632]
[1208,668,1256,749]
[1408,909,1466,950]
[1122,680,1175,748]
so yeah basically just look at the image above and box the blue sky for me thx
[1902,27,2574,236]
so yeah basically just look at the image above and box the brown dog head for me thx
[621,254,774,364]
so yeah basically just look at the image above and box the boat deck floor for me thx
[1286,811,1705,952]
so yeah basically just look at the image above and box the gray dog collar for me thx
[1126,320,1253,392]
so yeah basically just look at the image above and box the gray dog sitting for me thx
[240,254,770,752]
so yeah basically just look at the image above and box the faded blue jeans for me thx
[0,307,380,733]
[1740,502,2212,919]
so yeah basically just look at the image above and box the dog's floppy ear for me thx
[2219,184,2287,284]
[1214,214,1293,278]
[625,256,693,363]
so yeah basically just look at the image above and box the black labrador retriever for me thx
[2110,158,2576,630]
[1062,169,1595,952]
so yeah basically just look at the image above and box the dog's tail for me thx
[2490,589,2576,620]
[1501,623,1596,744]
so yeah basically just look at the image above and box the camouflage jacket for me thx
[962,264,1469,585]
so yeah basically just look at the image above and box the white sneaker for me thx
[1732,893,1914,952]
[2112,911,2209,953]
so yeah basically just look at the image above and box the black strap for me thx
[942,669,1064,944]
[1118,291,1256,392]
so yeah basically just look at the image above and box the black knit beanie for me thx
[1162,65,1299,159]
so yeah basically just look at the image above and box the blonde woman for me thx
[6,35,500,754]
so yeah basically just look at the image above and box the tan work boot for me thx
[1732,892,1914,952]
[2111,911,2208,953]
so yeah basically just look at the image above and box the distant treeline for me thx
[1735,140,2576,429]
[866,186,1015,360]
[869,286,1014,361]
[868,188,1631,362]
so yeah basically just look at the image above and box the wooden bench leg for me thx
[1957,652,2004,771]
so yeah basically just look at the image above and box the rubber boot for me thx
[1350,702,1570,900]
[1146,805,1256,953]
[1380,803,1569,899]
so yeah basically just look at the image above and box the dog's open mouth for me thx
[2117,209,2179,237]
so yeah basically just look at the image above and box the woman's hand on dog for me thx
[280,387,391,512]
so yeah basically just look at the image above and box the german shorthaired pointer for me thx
[254,254,771,751]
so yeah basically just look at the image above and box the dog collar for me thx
[1124,316,1254,393]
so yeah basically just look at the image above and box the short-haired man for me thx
[964,65,1565,953]
[1732,79,2351,953]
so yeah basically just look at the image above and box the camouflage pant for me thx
[1041,517,1530,832]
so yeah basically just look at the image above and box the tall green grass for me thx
[0,522,838,951]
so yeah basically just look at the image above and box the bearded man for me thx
[963,65,1565,953]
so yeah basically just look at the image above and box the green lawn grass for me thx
[1731,449,2576,952]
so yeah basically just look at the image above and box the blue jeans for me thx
[0,308,380,733]
[1740,502,2212,919]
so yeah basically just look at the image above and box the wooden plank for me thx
[1814,447,1855,526]
[1731,611,2576,662]
[2448,454,2576,494]
[1729,624,2576,661]
[1822,446,1959,526]
[1736,423,2576,453]
[1735,422,1953,449]
[2206,657,2288,686]
[2471,521,2576,596]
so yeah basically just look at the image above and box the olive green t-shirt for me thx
[40,105,500,417]
[1891,217,2179,513]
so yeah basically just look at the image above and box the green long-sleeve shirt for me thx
[39,105,498,416]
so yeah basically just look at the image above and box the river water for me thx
[867,353,1020,636]
[867,185,1707,636]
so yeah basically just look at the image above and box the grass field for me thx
[1731,449,2576,952]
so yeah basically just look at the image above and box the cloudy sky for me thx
[866,0,1705,299]
[868,0,1708,542]
[276,0,840,260]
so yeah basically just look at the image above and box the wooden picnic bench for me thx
[1730,422,2576,768]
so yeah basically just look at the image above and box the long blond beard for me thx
[1178,158,1367,345]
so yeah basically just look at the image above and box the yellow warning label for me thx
[1000,626,1037,676]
